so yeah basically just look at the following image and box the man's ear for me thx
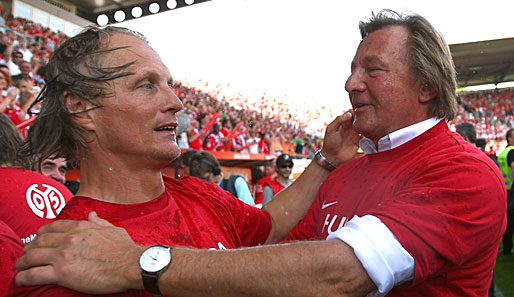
[419,83,437,103]
[63,91,95,131]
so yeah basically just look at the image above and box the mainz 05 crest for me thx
[26,183,66,219]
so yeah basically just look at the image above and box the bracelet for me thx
[314,150,337,172]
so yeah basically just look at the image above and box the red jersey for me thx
[254,175,272,205]
[2,100,24,125]
[0,167,73,244]
[288,121,506,296]
[8,175,272,296]
[188,128,202,150]
[258,138,269,154]
[0,220,23,297]
[255,177,285,205]
[204,131,224,151]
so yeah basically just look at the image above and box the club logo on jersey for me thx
[26,183,66,219]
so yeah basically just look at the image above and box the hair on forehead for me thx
[358,9,457,121]
[21,26,151,166]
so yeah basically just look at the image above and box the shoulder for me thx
[0,167,73,199]
[164,175,232,203]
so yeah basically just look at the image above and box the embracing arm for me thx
[16,213,375,297]
[155,240,376,297]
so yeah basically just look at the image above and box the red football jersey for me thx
[0,167,73,245]
[8,175,272,296]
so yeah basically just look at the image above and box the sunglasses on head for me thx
[279,163,293,169]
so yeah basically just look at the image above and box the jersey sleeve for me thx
[231,192,272,246]
[0,221,80,297]
[0,221,23,297]
[369,154,506,285]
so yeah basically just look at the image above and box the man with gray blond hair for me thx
[16,10,505,297]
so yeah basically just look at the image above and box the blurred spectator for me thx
[0,68,23,125]
[190,151,255,205]
[246,129,260,154]
[259,154,294,206]
[455,122,477,144]
[204,122,225,151]
[220,117,235,151]
[6,50,23,76]
[38,155,67,185]
[186,113,204,150]
[12,60,44,85]
[498,128,514,255]
[17,36,32,63]
[249,165,264,204]
[178,149,201,178]
[14,78,37,115]
[292,134,304,156]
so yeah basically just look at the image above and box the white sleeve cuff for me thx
[326,215,414,296]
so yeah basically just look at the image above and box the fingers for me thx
[24,232,62,251]
[15,265,58,287]
[16,247,58,272]
[325,110,354,134]
[36,219,88,235]
[87,211,114,227]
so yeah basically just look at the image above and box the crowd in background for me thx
[0,10,68,131]
[452,88,514,156]
[175,78,514,160]
[0,13,513,161]
[174,81,322,159]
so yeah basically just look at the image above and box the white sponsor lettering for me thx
[322,214,347,235]
[26,183,66,219]
[209,242,228,251]
[21,233,37,244]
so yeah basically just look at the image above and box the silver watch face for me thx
[140,246,171,273]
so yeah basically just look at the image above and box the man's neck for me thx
[275,175,290,185]
[76,153,167,205]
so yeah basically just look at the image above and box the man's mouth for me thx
[155,126,176,132]
[353,103,367,111]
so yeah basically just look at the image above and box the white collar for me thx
[360,118,442,154]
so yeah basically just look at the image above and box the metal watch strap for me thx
[314,150,337,172]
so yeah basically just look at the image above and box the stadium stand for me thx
[0,9,512,168]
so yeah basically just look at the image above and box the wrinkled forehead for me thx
[353,26,411,64]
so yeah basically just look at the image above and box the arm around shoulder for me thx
[158,239,376,297]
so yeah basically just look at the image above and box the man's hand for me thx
[321,110,362,166]
[16,212,146,294]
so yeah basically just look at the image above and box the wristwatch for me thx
[139,245,172,297]
[314,150,337,172]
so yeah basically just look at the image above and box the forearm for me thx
[263,161,330,243]
[151,240,375,297]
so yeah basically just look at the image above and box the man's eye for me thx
[139,82,155,90]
